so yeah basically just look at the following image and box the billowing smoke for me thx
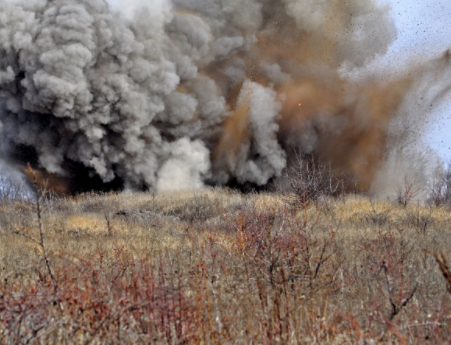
[0,0,450,193]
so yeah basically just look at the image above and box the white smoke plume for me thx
[0,0,450,193]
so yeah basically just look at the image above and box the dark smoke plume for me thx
[0,0,450,193]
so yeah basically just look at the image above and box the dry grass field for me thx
[0,188,451,344]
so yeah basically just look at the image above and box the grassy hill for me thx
[1,189,451,344]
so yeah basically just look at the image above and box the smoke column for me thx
[0,0,450,193]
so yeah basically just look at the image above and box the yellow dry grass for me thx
[1,188,451,343]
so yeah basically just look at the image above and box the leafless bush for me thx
[428,161,451,206]
[396,176,422,207]
[283,156,355,209]
[9,166,59,299]
[357,198,391,226]
[0,166,30,203]
[402,207,435,235]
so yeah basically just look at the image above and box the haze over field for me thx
[0,0,450,193]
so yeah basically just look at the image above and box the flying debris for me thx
[0,0,450,193]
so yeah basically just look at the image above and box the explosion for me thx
[0,0,450,194]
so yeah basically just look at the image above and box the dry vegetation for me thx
[0,186,451,344]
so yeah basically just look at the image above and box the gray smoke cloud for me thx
[0,0,449,193]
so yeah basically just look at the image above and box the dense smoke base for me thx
[0,0,450,193]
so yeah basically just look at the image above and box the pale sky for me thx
[374,0,451,161]
[109,0,451,161]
